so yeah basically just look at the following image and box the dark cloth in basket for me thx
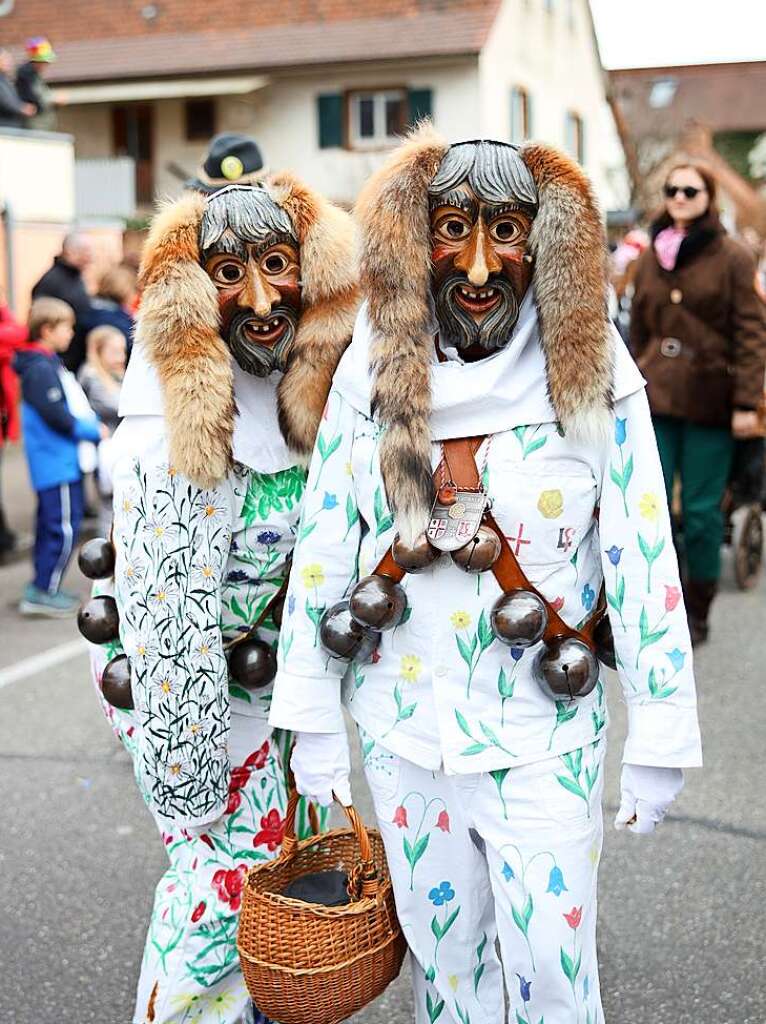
[282,869,350,907]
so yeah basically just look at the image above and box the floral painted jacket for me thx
[110,415,306,827]
[270,379,703,776]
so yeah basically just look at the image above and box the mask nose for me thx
[453,222,503,287]
[240,264,279,319]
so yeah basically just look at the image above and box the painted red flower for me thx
[436,810,450,832]
[162,833,173,846]
[226,790,242,815]
[229,766,250,792]
[126,726,135,738]
[199,833,215,851]
[244,740,270,771]
[191,900,206,923]
[370,647,382,665]
[212,864,248,912]
[254,809,286,851]
[664,585,681,612]
[564,906,582,930]
[393,805,408,828]
[551,596,565,612]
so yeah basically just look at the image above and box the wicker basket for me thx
[237,789,407,1024]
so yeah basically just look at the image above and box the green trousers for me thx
[652,415,734,581]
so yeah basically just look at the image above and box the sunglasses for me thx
[664,184,705,200]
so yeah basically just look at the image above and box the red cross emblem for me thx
[427,518,447,540]
[508,522,531,556]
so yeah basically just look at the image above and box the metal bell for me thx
[78,537,116,579]
[490,590,547,647]
[392,532,439,573]
[271,595,285,629]
[349,574,407,631]
[533,637,600,700]
[77,595,120,644]
[319,600,380,662]
[592,614,617,669]
[450,525,501,574]
[100,654,134,710]
[228,638,277,689]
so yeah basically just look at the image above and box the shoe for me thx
[19,584,78,618]
[0,527,16,554]
[683,579,717,648]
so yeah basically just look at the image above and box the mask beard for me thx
[225,306,298,378]
[433,273,521,354]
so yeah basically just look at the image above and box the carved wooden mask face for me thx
[199,185,302,376]
[428,142,538,356]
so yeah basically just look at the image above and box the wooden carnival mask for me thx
[428,141,538,356]
[199,184,302,377]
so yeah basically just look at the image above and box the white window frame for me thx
[348,89,406,150]
[510,86,531,144]
[564,110,585,163]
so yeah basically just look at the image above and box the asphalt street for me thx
[0,444,764,1024]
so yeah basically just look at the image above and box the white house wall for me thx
[479,0,629,210]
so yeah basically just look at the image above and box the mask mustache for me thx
[225,306,297,378]
[434,273,520,353]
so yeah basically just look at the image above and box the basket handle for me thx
[281,783,381,899]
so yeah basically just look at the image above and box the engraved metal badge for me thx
[426,490,488,552]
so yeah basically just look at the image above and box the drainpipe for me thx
[1,201,15,313]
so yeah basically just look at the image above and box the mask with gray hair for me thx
[199,185,302,377]
[428,141,538,356]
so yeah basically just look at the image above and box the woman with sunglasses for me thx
[630,162,766,645]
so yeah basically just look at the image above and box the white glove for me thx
[614,763,684,835]
[290,730,352,808]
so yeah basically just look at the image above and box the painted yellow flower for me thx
[639,492,660,522]
[301,563,325,588]
[449,975,459,992]
[345,460,353,476]
[400,655,422,682]
[537,488,564,519]
[450,610,472,630]
[170,993,201,1013]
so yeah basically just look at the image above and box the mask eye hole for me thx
[207,258,245,286]
[444,219,469,239]
[489,218,521,244]
[263,252,288,275]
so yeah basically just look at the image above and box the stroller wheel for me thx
[733,504,764,590]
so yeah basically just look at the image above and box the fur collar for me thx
[137,175,359,488]
[355,123,614,543]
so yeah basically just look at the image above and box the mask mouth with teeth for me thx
[199,184,302,376]
[427,141,538,357]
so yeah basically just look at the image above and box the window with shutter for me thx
[407,88,433,127]
[347,89,407,149]
[317,93,344,149]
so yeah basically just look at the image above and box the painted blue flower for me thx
[502,862,515,882]
[605,545,623,566]
[583,975,590,1000]
[516,974,532,1003]
[615,417,627,446]
[257,529,281,546]
[666,647,686,672]
[428,881,455,906]
[226,569,250,584]
[581,583,595,611]
[229,539,239,552]
[510,647,524,662]
[546,865,568,896]
[322,492,338,510]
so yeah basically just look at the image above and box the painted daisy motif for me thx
[121,555,147,584]
[192,554,221,589]
[127,631,159,665]
[190,631,220,667]
[118,486,140,517]
[163,758,193,787]
[450,610,472,630]
[148,579,179,610]
[400,654,422,682]
[143,510,178,544]
[193,490,228,522]
[150,667,178,699]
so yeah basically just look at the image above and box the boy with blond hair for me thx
[14,297,104,615]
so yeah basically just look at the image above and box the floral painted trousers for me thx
[362,733,607,1024]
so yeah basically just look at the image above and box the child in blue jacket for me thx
[14,297,104,615]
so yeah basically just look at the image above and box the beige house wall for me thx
[479,0,629,209]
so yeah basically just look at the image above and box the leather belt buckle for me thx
[660,337,682,358]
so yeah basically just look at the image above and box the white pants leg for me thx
[362,735,606,1024]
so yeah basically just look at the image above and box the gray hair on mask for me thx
[199,185,295,258]
[428,141,538,209]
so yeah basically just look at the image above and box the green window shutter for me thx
[407,87,433,127]
[317,93,343,148]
